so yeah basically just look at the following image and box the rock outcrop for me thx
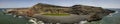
[5,3,115,24]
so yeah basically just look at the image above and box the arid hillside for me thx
[5,3,114,17]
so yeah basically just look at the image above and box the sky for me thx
[0,0,120,8]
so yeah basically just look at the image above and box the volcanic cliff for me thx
[5,3,115,24]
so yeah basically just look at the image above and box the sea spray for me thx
[29,18,45,24]
[107,11,118,17]
[18,16,24,18]
[79,21,88,24]
[37,21,44,24]
[29,18,38,24]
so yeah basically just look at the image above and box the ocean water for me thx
[0,9,30,24]
[0,8,120,24]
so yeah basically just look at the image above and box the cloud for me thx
[101,4,120,8]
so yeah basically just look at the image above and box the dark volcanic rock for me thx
[32,14,88,24]
[69,5,115,22]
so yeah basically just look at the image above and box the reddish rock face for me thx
[5,9,35,17]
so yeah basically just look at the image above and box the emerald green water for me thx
[0,10,30,24]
